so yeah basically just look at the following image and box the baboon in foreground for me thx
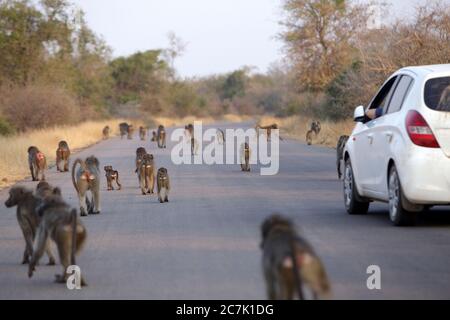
[336,135,350,179]
[104,166,122,191]
[138,154,155,195]
[28,146,47,181]
[157,125,166,148]
[4,186,56,265]
[29,194,87,286]
[56,141,71,172]
[260,214,330,300]
[119,122,129,139]
[72,156,101,216]
[240,142,251,172]
[127,125,134,140]
[102,126,110,140]
[157,168,170,203]
[139,126,147,141]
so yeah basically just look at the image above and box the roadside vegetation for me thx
[0,0,449,186]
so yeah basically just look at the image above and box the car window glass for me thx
[386,76,413,114]
[425,77,450,111]
[368,76,398,114]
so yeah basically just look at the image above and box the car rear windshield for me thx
[424,77,450,111]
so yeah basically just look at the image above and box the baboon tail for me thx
[71,209,77,266]
[290,239,305,300]
[71,159,84,194]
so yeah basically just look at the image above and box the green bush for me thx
[0,117,15,136]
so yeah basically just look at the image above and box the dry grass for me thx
[256,115,355,148]
[0,119,133,189]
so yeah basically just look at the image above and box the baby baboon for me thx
[138,153,155,195]
[260,214,330,300]
[240,142,251,172]
[35,181,61,200]
[104,166,122,191]
[102,126,110,140]
[28,146,47,181]
[256,124,279,142]
[29,194,87,286]
[216,128,226,145]
[56,141,71,173]
[127,124,134,140]
[336,135,350,179]
[157,167,170,203]
[119,122,129,139]
[306,130,314,146]
[157,125,166,148]
[139,126,147,141]
[4,186,56,265]
[72,156,101,216]
[151,131,157,142]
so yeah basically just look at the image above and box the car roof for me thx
[399,64,450,77]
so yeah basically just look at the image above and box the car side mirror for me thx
[354,105,365,122]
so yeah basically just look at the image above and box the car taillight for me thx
[405,110,440,148]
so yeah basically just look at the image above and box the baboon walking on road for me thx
[127,125,134,140]
[260,215,330,300]
[157,168,170,203]
[72,156,101,216]
[29,194,87,286]
[306,130,314,146]
[119,122,129,139]
[135,147,147,181]
[151,131,157,142]
[336,135,350,179]
[56,141,71,172]
[104,166,122,191]
[103,126,110,140]
[139,126,147,141]
[240,143,251,172]
[256,124,279,142]
[28,146,47,181]
[4,186,56,265]
[138,154,155,195]
[157,125,166,148]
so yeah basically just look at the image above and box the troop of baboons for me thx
[4,120,337,300]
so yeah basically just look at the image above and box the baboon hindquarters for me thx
[56,149,70,172]
[140,167,154,195]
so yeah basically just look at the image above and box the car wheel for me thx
[344,159,369,215]
[388,165,417,226]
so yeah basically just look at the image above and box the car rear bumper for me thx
[400,148,450,204]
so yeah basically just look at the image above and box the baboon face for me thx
[244,142,250,150]
[5,187,27,208]
[85,156,99,169]
[158,168,168,176]
[28,146,39,154]
[136,147,147,156]
[104,166,113,172]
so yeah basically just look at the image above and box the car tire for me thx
[344,159,369,215]
[388,165,417,227]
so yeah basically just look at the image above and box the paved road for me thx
[0,122,450,300]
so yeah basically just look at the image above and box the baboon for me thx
[72,156,101,216]
[157,167,170,203]
[28,146,47,181]
[185,123,194,138]
[135,147,147,179]
[127,124,134,140]
[311,121,321,135]
[119,122,129,139]
[256,124,279,142]
[138,153,155,195]
[56,141,71,172]
[157,125,166,148]
[29,194,87,286]
[216,128,226,145]
[306,130,314,146]
[35,181,62,200]
[260,214,330,300]
[336,135,350,179]
[191,138,199,156]
[240,142,251,172]
[139,126,147,141]
[151,131,157,142]
[102,126,110,140]
[104,166,122,191]
[4,186,56,265]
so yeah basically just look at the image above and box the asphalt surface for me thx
[0,122,450,300]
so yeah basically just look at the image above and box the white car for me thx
[343,64,450,226]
